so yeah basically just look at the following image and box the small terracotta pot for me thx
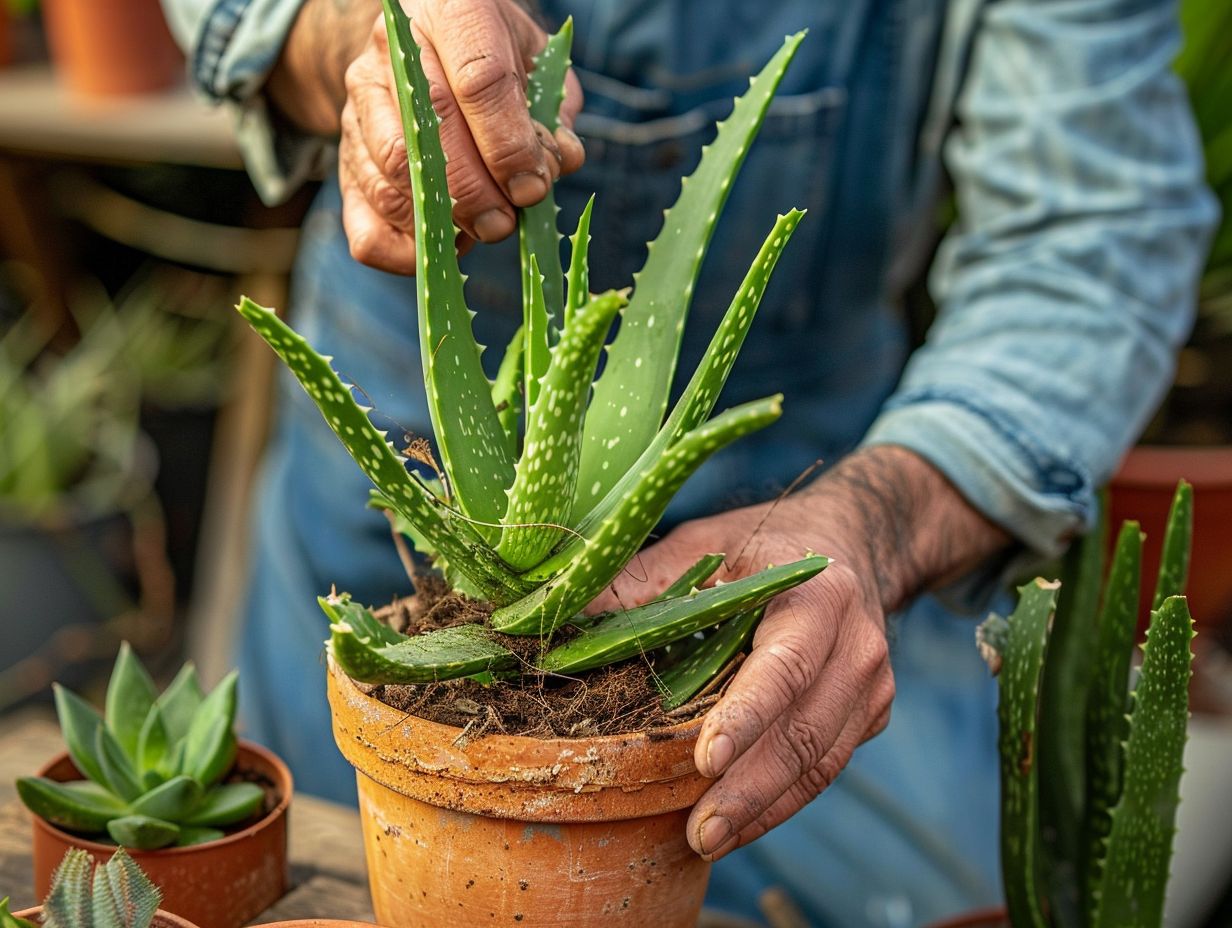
[40,0,183,96]
[1109,446,1232,631]
[254,922,380,928]
[327,658,712,928]
[17,907,200,928]
[922,908,1007,928]
[31,742,291,928]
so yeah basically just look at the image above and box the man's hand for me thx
[589,446,1010,860]
[269,0,584,274]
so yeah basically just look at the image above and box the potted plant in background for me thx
[236,3,821,926]
[39,0,182,97]
[15,645,291,928]
[929,482,1195,927]
[4,847,199,928]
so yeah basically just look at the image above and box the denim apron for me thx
[238,0,1003,923]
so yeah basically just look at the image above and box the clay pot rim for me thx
[31,740,293,856]
[16,906,200,928]
[1113,445,1232,488]
[330,654,705,751]
[252,921,380,928]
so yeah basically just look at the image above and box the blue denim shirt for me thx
[165,0,1216,567]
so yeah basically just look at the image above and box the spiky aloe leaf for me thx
[319,593,405,646]
[380,0,516,531]
[491,323,525,458]
[493,395,783,634]
[518,18,573,333]
[523,255,552,409]
[1084,522,1143,904]
[980,579,1059,928]
[659,608,762,710]
[564,195,595,325]
[539,557,826,674]
[1151,479,1193,610]
[498,290,626,569]
[655,553,727,602]
[235,298,524,603]
[546,210,805,555]
[330,619,518,684]
[106,815,180,852]
[183,783,265,828]
[1092,596,1193,928]
[16,777,126,833]
[93,848,161,928]
[1039,509,1107,928]
[105,643,157,762]
[369,490,492,600]
[42,849,93,928]
[575,35,805,512]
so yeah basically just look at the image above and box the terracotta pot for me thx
[17,906,201,928]
[1109,446,1232,630]
[255,922,380,928]
[41,0,183,97]
[327,657,712,928]
[31,742,292,928]
[922,908,1007,928]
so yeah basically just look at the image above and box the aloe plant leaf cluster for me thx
[28,849,160,928]
[17,645,263,850]
[236,0,824,699]
[979,481,1195,928]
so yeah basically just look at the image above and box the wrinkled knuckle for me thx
[427,79,458,119]
[372,181,410,226]
[760,637,816,701]
[442,163,488,209]
[348,228,376,265]
[454,55,514,107]
[374,133,408,182]
[800,755,841,799]
[343,57,367,95]
[777,716,827,776]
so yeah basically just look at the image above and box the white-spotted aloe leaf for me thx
[491,323,525,459]
[654,553,726,602]
[380,0,515,533]
[368,490,493,600]
[1151,479,1192,610]
[319,593,405,646]
[565,195,595,326]
[329,618,517,684]
[491,395,784,635]
[659,607,762,710]
[523,255,551,409]
[519,18,573,332]
[980,579,1060,928]
[538,557,826,674]
[549,210,805,554]
[1091,595,1193,928]
[498,290,627,570]
[235,297,524,604]
[575,34,805,513]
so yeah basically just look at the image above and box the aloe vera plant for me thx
[3,849,161,928]
[236,0,826,707]
[977,481,1195,928]
[16,644,264,850]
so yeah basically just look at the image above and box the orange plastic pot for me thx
[17,907,200,928]
[1110,446,1232,631]
[327,657,713,927]
[41,0,182,96]
[30,742,292,928]
[922,908,1007,928]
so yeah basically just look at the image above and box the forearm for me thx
[266,0,378,135]
[801,445,1011,614]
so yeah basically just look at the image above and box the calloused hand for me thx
[588,446,1010,860]
[339,0,584,273]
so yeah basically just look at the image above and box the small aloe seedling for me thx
[978,481,1194,928]
[2,849,161,928]
[236,0,827,708]
[17,644,264,850]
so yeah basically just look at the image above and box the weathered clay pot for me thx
[327,657,712,927]
[255,922,380,928]
[922,908,1007,928]
[41,0,182,96]
[1110,446,1232,630]
[30,742,292,928]
[17,907,200,928]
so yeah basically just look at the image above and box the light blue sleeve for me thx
[160,0,331,203]
[862,0,1218,561]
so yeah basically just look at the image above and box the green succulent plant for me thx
[1,849,161,928]
[235,0,827,708]
[16,644,263,850]
[978,481,1195,928]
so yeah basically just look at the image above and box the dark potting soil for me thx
[367,583,714,739]
[222,765,280,823]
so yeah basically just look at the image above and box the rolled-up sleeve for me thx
[161,0,329,203]
[863,0,1218,560]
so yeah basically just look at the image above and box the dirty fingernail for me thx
[698,816,732,856]
[508,171,548,206]
[474,209,515,243]
[705,733,734,776]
